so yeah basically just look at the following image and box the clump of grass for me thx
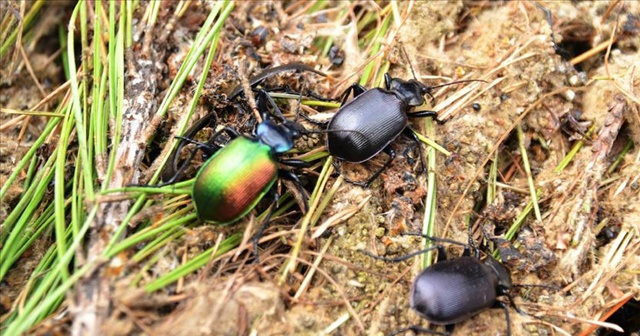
[1,2,236,334]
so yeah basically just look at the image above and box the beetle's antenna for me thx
[513,283,562,291]
[400,232,469,248]
[428,79,487,90]
[359,246,442,263]
[400,45,419,81]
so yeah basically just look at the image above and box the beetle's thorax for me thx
[484,255,513,290]
[387,77,427,106]
[256,120,295,154]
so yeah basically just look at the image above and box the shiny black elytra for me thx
[361,234,525,336]
[327,75,475,187]
[410,252,514,330]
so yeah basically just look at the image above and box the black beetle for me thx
[362,233,528,336]
[326,74,479,186]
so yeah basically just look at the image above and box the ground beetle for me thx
[162,63,326,181]
[160,64,327,258]
[169,92,311,259]
[325,74,479,186]
[362,233,528,336]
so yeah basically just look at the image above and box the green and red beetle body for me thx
[156,63,326,258]
[193,136,278,223]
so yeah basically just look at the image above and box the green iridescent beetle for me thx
[191,118,308,225]
[163,92,312,259]
[161,63,326,257]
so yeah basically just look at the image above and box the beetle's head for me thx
[282,120,307,139]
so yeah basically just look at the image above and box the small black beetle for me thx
[327,75,479,186]
[410,252,514,329]
[362,234,526,336]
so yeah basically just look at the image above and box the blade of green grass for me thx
[517,125,542,222]
[144,233,242,292]
[555,124,596,172]
[421,119,437,269]
[0,0,46,58]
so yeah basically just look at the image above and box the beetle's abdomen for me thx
[192,137,278,223]
[410,257,498,325]
[327,89,408,162]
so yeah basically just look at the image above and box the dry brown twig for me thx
[557,96,627,278]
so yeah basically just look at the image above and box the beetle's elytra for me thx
[411,255,512,325]
[193,136,278,223]
[327,87,409,163]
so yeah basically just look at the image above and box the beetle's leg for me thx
[161,113,218,181]
[364,146,396,187]
[408,110,438,119]
[252,169,308,262]
[467,222,482,259]
[133,137,219,188]
[444,324,455,335]
[176,124,239,158]
[331,159,346,181]
[256,88,287,122]
[402,128,426,175]
[503,291,531,317]
[158,127,238,185]
[435,245,449,262]
[279,158,311,168]
[262,85,334,102]
[336,146,396,187]
[205,126,239,148]
[278,169,309,213]
[339,83,367,105]
[144,145,203,187]
[461,245,472,257]
[252,193,278,264]
[502,292,547,327]
[409,110,451,125]
[491,301,512,336]
[359,245,441,263]
[534,3,571,60]
[228,63,327,100]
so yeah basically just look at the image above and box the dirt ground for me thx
[1,1,640,336]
